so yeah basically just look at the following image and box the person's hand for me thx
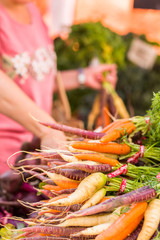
[84,64,117,89]
[40,129,67,150]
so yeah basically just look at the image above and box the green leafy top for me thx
[0,223,24,240]
[146,91,160,144]
[0,224,16,240]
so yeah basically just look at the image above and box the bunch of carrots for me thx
[1,92,160,240]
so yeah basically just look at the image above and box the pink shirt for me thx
[0,3,56,173]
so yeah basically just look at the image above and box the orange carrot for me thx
[53,179,79,189]
[75,153,119,166]
[103,106,111,127]
[71,142,131,155]
[100,122,136,143]
[48,194,70,204]
[95,202,147,240]
[42,185,64,191]
[38,209,61,216]
[102,119,130,133]
[113,214,144,240]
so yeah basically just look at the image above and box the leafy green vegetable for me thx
[0,223,24,240]
[0,224,16,240]
[120,206,131,214]
[152,231,160,240]
[146,91,160,145]
[38,181,46,189]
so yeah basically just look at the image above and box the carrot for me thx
[47,204,82,213]
[73,222,112,237]
[45,172,107,206]
[102,119,130,133]
[55,161,112,173]
[68,145,118,159]
[103,81,130,119]
[39,189,57,198]
[137,199,160,240]
[72,208,122,237]
[75,152,119,166]
[111,214,144,240]
[124,222,143,240]
[38,209,61,216]
[53,179,79,189]
[100,122,136,143]
[103,106,111,127]
[47,194,70,204]
[59,207,122,227]
[38,120,105,139]
[42,185,64,191]
[66,186,156,219]
[99,196,113,203]
[41,170,80,189]
[80,188,107,210]
[58,152,79,163]
[52,168,90,181]
[70,141,131,155]
[95,202,147,240]
[50,188,76,195]
[16,226,85,238]
[19,237,69,240]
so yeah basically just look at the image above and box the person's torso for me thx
[0,3,56,171]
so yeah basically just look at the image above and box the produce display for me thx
[1,92,160,240]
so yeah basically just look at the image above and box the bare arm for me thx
[57,64,117,91]
[0,70,66,148]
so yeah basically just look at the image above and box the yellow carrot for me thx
[137,199,160,240]
[45,172,107,206]
[80,188,107,210]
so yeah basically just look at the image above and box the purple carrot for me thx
[23,169,54,184]
[30,151,68,160]
[38,121,105,139]
[52,168,90,181]
[0,201,20,206]
[21,238,69,240]
[53,188,76,195]
[21,237,94,240]
[39,189,57,198]
[17,226,85,238]
[57,163,112,173]
[66,186,156,219]
[23,165,49,170]
[49,204,82,212]
[46,160,67,165]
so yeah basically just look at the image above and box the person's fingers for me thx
[96,64,117,73]
[95,73,103,82]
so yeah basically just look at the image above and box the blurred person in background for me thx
[0,0,117,174]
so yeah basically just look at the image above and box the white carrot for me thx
[58,207,121,227]
[45,172,107,206]
[137,199,160,240]
[58,152,79,163]
[71,207,121,236]
[73,222,112,237]
[45,171,79,183]
[80,188,107,210]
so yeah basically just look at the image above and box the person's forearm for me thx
[55,64,118,92]
[55,70,80,92]
[0,70,55,138]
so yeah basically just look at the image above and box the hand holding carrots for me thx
[40,128,67,150]
[84,64,117,90]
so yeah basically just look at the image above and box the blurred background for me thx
[35,0,160,127]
